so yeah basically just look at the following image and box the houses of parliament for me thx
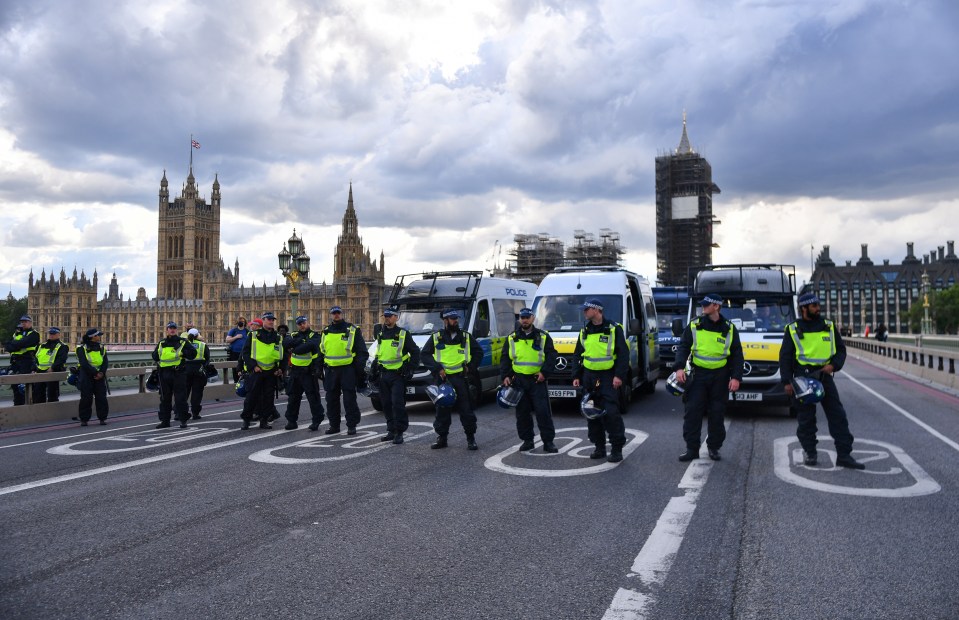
[27,169,389,346]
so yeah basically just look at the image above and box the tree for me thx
[934,285,959,334]
[0,294,29,341]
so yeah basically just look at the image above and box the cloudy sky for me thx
[2,0,957,301]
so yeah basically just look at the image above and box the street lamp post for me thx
[278,229,311,324]
[920,270,932,335]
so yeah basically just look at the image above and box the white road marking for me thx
[602,421,729,620]
[47,424,237,455]
[248,422,435,464]
[773,436,940,498]
[844,370,959,453]
[483,428,648,477]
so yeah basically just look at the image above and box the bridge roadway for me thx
[2,358,958,619]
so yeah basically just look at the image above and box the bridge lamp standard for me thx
[278,229,310,323]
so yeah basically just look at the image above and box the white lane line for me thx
[0,410,378,496]
[844,371,959,453]
[0,408,243,450]
[602,421,730,620]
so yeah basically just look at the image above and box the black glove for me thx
[401,363,413,381]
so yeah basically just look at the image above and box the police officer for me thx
[151,321,197,429]
[780,292,865,469]
[319,306,369,436]
[4,315,40,405]
[33,327,69,404]
[500,307,558,453]
[422,308,483,450]
[372,305,421,445]
[283,316,325,431]
[182,328,210,420]
[76,328,109,426]
[571,298,630,463]
[673,294,743,462]
[240,311,285,430]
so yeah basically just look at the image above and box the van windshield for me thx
[396,306,472,335]
[711,298,794,333]
[532,295,623,331]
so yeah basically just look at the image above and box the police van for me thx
[531,266,660,410]
[367,271,534,411]
[686,264,797,406]
[652,285,689,374]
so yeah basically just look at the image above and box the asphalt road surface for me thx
[2,357,958,619]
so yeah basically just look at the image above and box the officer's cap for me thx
[188,328,200,337]
[48,327,61,334]
[383,306,399,317]
[85,328,103,338]
[19,315,32,322]
[581,298,604,311]
[166,321,178,329]
[295,316,308,324]
[330,306,343,314]
[518,307,534,318]
[798,292,821,307]
[261,312,276,320]
[700,294,724,307]
[441,308,461,320]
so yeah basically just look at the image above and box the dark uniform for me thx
[76,329,109,425]
[780,296,863,469]
[5,317,40,406]
[241,323,285,429]
[182,332,211,420]
[499,321,557,451]
[422,318,484,448]
[372,318,421,442]
[283,320,325,430]
[319,311,369,434]
[33,329,69,403]
[572,317,630,460]
[673,313,744,457]
[151,327,197,428]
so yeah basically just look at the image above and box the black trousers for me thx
[433,373,477,437]
[10,356,33,406]
[78,374,109,422]
[241,371,280,422]
[158,367,189,423]
[582,369,625,449]
[183,368,207,417]
[324,365,360,430]
[682,366,729,450]
[286,367,325,425]
[512,373,555,442]
[227,350,243,382]
[33,374,60,403]
[378,369,409,434]
[795,372,854,457]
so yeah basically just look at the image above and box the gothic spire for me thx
[677,110,694,155]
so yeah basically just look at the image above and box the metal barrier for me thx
[846,336,959,392]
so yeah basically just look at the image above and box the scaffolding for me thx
[508,233,565,284]
[566,229,624,268]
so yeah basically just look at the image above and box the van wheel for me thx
[639,377,657,395]
[370,395,383,412]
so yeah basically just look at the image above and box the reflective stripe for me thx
[508,332,545,375]
[788,320,837,366]
[251,336,282,370]
[376,330,409,370]
[289,331,318,367]
[579,324,618,371]
[11,331,38,356]
[79,344,104,367]
[156,341,185,368]
[690,320,733,369]
[321,326,357,367]
[35,342,65,371]
[433,332,471,373]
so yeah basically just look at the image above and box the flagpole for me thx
[190,134,194,171]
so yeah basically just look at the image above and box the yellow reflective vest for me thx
[690,319,734,369]
[508,332,545,375]
[787,320,837,366]
[321,326,357,367]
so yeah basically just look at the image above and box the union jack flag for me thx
[192,139,201,149]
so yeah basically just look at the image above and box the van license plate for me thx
[549,389,578,398]
[406,387,415,395]
[729,392,762,401]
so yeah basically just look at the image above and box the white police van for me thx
[367,271,534,411]
[531,266,660,411]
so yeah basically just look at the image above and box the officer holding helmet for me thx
[319,306,369,436]
[372,305,420,444]
[76,328,109,425]
[672,294,743,462]
[422,308,483,450]
[571,298,629,463]
[780,292,864,469]
[4,315,40,405]
[499,307,558,453]
[283,315,325,431]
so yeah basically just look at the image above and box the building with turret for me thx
[27,172,388,347]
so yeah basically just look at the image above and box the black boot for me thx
[466,435,478,451]
[284,421,298,430]
[380,432,396,442]
[542,441,558,454]
[431,435,448,449]
[590,445,607,460]
[156,421,171,429]
[607,447,623,463]
[836,455,865,470]
[678,449,698,462]
[241,420,251,430]
[393,433,404,445]
[325,426,341,435]
[519,439,535,452]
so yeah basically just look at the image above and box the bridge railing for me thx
[845,336,959,392]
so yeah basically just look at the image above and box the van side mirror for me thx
[372,323,382,339]
[671,318,684,337]
[628,318,643,336]
[473,318,490,338]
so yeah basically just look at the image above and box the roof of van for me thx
[693,265,795,295]
[390,271,532,304]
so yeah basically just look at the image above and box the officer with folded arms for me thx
[4,315,40,406]
[283,316,325,431]
[372,305,420,445]
[571,298,630,463]
[500,307,558,453]
[780,292,864,469]
[33,327,69,404]
[76,328,109,426]
[673,294,743,462]
[319,306,369,436]
[152,321,197,429]
[241,312,285,430]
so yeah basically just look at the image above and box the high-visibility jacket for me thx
[289,330,319,368]
[690,318,734,369]
[321,326,357,367]
[79,344,105,368]
[251,335,282,371]
[35,342,65,371]
[787,320,837,366]
[578,323,621,371]
[376,329,410,370]
[432,332,472,374]
[10,330,38,357]
[508,332,545,375]
[156,340,186,368]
